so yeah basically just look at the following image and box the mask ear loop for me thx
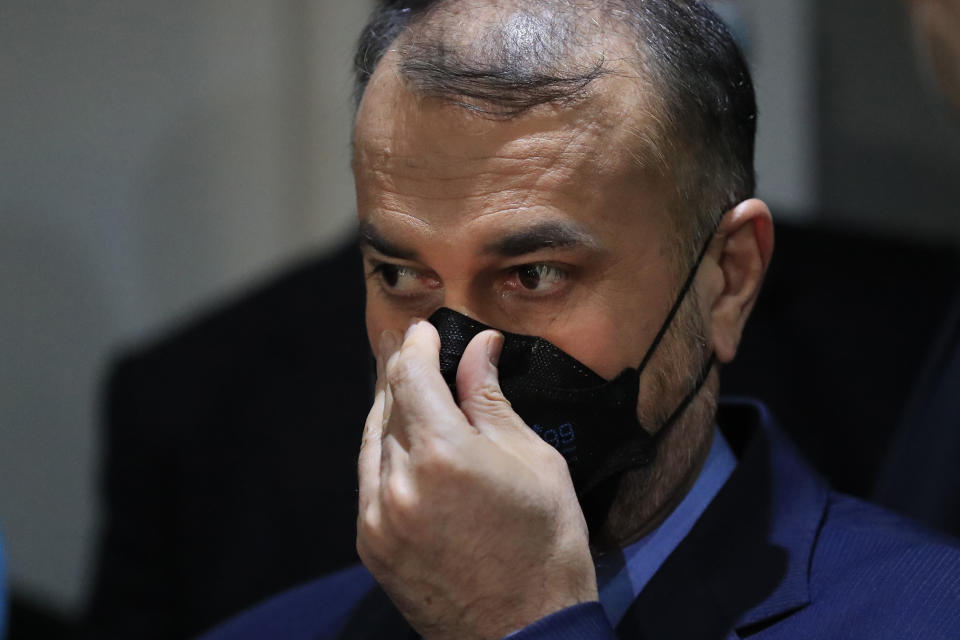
[636,228,719,448]
[578,227,719,500]
[651,353,717,442]
[638,229,720,447]
[635,229,716,375]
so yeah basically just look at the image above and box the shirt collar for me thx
[595,426,737,626]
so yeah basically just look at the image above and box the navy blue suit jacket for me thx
[201,400,960,639]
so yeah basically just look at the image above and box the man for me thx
[203,0,960,637]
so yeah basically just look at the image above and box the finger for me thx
[456,330,527,438]
[358,387,385,524]
[377,330,401,431]
[379,375,412,491]
[358,331,400,512]
[384,320,470,447]
[374,330,401,393]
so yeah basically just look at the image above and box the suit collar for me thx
[617,398,828,638]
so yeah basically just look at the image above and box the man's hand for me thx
[357,320,598,640]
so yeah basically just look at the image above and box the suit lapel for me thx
[617,400,828,639]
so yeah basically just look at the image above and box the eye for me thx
[371,262,440,295]
[508,263,568,294]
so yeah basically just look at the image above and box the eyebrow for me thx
[358,219,599,262]
[483,221,598,257]
[359,222,419,261]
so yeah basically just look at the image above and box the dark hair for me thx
[353,0,757,265]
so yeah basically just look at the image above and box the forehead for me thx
[354,48,663,178]
[351,52,675,253]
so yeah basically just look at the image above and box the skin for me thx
[353,47,774,640]
[909,0,960,112]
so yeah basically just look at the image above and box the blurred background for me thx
[1,0,958,637]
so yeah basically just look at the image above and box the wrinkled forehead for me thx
[353,0,668,174]
[360,61,595,162]
[353,54,665,182]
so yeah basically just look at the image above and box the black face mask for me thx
[429,239,716,499]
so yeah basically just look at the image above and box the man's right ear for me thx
[703,198,774,364]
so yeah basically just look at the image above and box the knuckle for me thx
[541,443,570,473]
[357,505,389,555]
[414,437,458,476]
[355,536,372,564]
[469,383,509,411]
[356,534,386,571]
[357,502,380,532]
[381,473,419,523]
[385,354,426,389]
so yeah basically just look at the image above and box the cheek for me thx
[545,312,646,381]
[540,274,672,380]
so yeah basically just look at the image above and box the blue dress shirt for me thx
[594,428,737,626]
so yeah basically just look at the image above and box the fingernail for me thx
[487,331,504,367]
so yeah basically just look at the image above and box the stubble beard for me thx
[589,291,720,551]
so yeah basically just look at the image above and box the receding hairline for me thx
[354,11,674,179]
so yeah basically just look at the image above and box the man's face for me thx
[353,55,689,384]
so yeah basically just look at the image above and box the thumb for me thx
[456,330,523,435]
